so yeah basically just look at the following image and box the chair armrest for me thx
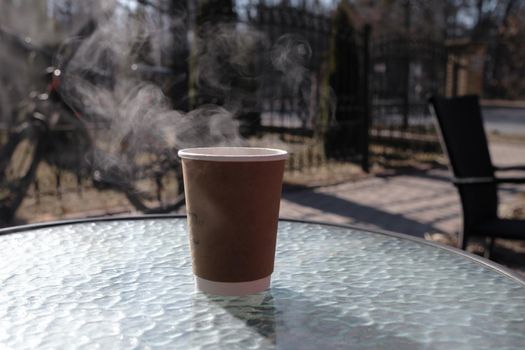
[495,177,525,184]
[451,177,495,185]
[494,165,525,172]
[451,176,525,185]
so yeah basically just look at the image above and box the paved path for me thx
[280,141,525,239]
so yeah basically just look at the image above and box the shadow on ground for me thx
[283,189,442,238]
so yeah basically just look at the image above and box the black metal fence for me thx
[0,1,372,222]
[191,1,370,172]
[370,36,447,158]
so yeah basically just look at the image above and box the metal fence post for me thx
[361,24,371,173]
[402,0,410,130]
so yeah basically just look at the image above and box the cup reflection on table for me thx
[190,291,277,347]
[178,147,288,296]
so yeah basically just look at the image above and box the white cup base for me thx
[195,275,271,296]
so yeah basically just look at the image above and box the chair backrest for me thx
[429,95,498,228]
[429,95,493,178]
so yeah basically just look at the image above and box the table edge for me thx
[1,214,524,287]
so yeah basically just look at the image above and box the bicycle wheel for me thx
[121,151,185,214]
[0,122,46,222]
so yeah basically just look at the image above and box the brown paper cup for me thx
[178,147,288,296]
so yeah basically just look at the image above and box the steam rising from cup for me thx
[1,0,318,181]
[271,34,312,94]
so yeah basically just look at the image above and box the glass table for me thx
[1,216,524,349]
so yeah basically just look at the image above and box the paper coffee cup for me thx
[178,147,288,296]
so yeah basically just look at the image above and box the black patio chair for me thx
[429,95,525,257]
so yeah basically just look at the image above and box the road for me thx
[482,107,525,135]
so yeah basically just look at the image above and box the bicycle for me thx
[0,29,185,224]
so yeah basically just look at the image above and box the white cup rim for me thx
[178,147,288,162]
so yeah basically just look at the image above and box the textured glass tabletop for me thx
[0,217,524,349]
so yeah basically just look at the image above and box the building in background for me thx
[445,38,486,97]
